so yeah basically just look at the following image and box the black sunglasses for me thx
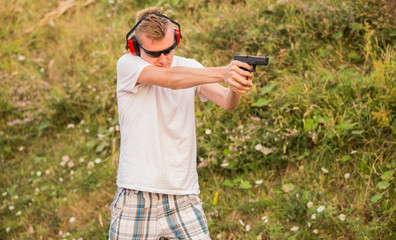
[139,40,177,58]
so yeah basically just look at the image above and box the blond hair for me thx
[135,7,171,41]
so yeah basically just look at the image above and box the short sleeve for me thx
[116,54,151,96]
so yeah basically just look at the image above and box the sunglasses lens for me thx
[149,52,162,58]
[163,48,172,55]
[142,41,176,58]
[148,50,172,58]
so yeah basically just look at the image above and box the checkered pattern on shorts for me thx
[109,187,211,240]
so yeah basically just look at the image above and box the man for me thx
[109,7,254,240]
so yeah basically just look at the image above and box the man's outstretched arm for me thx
[138,60,253,90]
[138,60,254,110]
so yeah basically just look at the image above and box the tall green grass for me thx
[1,0,395,239]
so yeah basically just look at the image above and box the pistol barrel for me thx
[234,54,269,72]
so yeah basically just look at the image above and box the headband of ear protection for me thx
[125,13,182,56]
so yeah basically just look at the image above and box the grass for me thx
[1,0,395,239]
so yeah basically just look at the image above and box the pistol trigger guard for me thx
[240,66,255,73]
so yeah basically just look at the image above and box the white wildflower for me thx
[344,173,351,179]
[18,55,26,61]
[62,155,70,162]
[313,229,319,234]
[290,226,299,231]
[255,144,262,151]
[246,224,251,232]
[67,161,75,168]
[36,171,42,177]
[94,158,102,164]
[339,214,346,221]
[220,162,229,168]
[205,129,212,135]
[311,214,316,220]
[9,205,14,211]
[87,161,94,169]
[307,201,313,208]
[69,217,75,223]
[317,206,325,212]
[321,167,329,174]
[67,123,75,128]
[255,179,263,185]
[239,219,245,226]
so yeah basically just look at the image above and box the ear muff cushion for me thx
[174,29,182,46]
[128,35,140,56]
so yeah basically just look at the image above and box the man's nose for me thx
[158,53,167,64]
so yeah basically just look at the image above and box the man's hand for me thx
[224,60,254,94]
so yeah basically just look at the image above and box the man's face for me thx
[138,27,175,68]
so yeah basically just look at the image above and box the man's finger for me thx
[228,78,252,92]
[232,72,253,86]
[234,60,253,72]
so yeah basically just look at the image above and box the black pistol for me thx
[233,54,269,72]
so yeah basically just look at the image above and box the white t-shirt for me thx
[116,54,207,195]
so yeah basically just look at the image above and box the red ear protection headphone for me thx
[125,14,182,56]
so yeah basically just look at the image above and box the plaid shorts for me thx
[109,187,211,240]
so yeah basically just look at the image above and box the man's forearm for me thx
[223,86,241,110]
[165,66,226,89]
[139,65,226,89]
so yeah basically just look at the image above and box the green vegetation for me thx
[1,0,395,239]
